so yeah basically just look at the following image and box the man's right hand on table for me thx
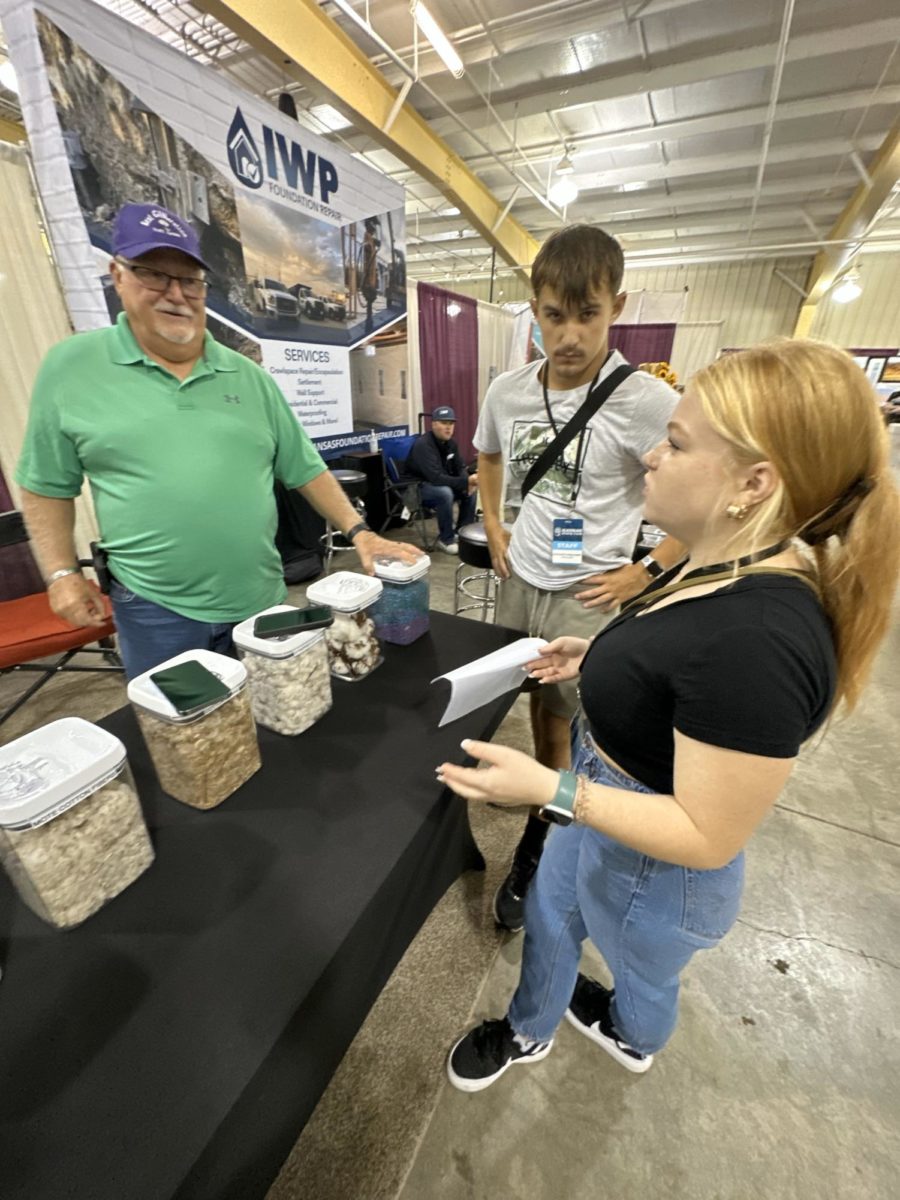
[48,573,108,628]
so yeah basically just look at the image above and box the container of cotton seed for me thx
[127,649,260,809]
[306,571,384,682]
[233,606,333,735]
[0,717,154,929]
[370,554,431,645]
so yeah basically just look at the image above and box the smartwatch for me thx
[540,770,577,826]
[639,554,665,579]
[345,521,372,543]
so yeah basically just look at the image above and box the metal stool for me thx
[454,522,506,622]
[321,468,368,573]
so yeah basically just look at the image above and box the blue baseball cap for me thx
[112,203,209,268]
[432,406,456,421]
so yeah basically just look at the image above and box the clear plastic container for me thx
[233,606,333,736]
[127,649,260,809]
[370,555,431,645]
[0,717,154,928]
[306,571,384,681]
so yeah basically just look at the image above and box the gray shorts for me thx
[496,572,615,719]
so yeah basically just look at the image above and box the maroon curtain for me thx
[0,463,45,602]
[609,323,676,366]
[417,282,479,461]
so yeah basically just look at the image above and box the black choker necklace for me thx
[679,539,790,582]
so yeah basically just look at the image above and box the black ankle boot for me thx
[492,817,548,932]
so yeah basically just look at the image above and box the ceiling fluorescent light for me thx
[310,103,352,132]
[831,268,861,304]
[411,1,464,79]
[0,60,19,94]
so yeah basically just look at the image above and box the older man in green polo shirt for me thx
[16,203,418,679]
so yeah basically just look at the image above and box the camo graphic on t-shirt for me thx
[506,419,592,508]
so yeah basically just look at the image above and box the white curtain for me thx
[503,301,535,371]
[0,142,99,557]
[618,289,688,324]
[670,321,725,383]
[637,289,688,324]
[476,299,517,411]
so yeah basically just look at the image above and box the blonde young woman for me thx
[439,339,900,1090]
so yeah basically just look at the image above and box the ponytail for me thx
[693,338,900,714]
[806,459,899,712]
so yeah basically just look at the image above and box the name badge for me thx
[552,517,583,565]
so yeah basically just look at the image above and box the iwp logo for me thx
[226,106,339,205]
[227,108,263,189]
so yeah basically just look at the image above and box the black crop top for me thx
[578,575,837,795]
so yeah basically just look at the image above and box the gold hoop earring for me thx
[726,503,749,521]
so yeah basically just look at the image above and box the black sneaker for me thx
[492,849,541,932]
[565,974,653,1074]
[447,1016,553,1093]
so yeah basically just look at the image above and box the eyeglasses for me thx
[115,257,209,299]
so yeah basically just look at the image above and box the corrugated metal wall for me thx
[808,253,900,349]
[432,258,811,346]
[622,259,809,348]
[429,251,900,353]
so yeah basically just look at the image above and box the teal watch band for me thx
[540,769,577,825]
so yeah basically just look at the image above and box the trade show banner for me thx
[1,0,407,438]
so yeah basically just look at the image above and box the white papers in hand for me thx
[432,638,548,727]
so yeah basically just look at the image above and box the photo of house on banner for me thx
[36,11,259,348]
[237,191,407,347]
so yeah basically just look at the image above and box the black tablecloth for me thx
[0,612,520,1200]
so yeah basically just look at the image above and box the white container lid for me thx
[0,717,127,830]
[127,648,246,721]
[232,605,326,659]
[373,555,431,583]
[306,571,383,613]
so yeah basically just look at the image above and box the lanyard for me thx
[539,353,611,504]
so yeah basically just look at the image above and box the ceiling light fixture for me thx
[548,149,579,209]
[832,267,862,304]
[446,301,462,317]
[310,102,352,132]
[411,1,464,80]
[0,60,19,94]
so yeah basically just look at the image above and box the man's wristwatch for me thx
[345,521,372,543]
[46,566,82,587]
[540,770,577,826]
[639,553,665,579]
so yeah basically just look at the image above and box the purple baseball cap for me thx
[112,203,209,268]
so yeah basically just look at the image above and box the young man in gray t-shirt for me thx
[474,225,684,931]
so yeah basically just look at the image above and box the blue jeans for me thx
[508,720,745,1054]
[110,580,238,680]
[419,483,476,544]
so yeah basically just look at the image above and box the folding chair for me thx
[378,436,439,552]
[0,510,123,728]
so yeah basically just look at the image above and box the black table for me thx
[0,612,519,1200]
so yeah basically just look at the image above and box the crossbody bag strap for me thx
[520,363,636,502]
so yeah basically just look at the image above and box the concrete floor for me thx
[2,438,898,1200]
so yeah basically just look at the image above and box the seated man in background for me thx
[406,406,478,554]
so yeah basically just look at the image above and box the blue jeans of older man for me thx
[110,579,238,680]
